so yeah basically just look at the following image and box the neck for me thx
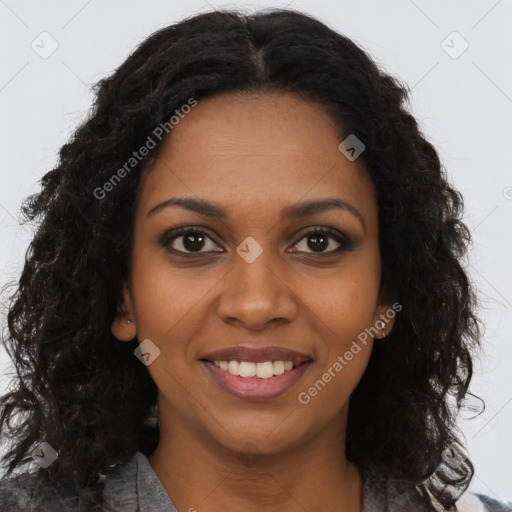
[148,398,363,512]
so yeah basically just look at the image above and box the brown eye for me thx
[159,227,222,254]
[289,227,353,255]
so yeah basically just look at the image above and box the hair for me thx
[0,7,481,511]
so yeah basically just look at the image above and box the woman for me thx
[0,8,510,512]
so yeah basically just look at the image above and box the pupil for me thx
[308,234,328,252]
[183,232,205,251]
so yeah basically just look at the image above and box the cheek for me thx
[295,253,379,402]
[129,236,214,338]
[298,277,376,416]
[133,271,205,334]
[303,255,381,342]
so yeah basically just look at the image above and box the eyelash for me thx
[158,225,353,257]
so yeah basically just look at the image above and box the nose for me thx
[216,244,298,331]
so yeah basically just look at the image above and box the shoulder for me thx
[0,471,63,511]
[0,451,155,512]
[457,491,512,512]
[0,470,105,511]
[0,455,137,512]
[361,466,512,512]
[361,465,434,511]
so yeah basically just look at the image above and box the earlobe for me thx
[111,285,137,342]
[111,316,137,341]
[374,301,398,339]
[373,278,399,339]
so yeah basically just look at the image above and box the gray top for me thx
[1,451,511,511]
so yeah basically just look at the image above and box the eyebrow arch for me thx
[147,197,366,232]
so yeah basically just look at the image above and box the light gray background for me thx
[1,0,511,501]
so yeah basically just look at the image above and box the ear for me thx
[111,284,137,342]
[372,284,399,340]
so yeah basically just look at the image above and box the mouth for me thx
[199,351,313,400]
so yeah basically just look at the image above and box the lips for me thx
[202,359,312,400]
[199,345,313,365]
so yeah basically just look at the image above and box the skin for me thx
[112,91,395,512]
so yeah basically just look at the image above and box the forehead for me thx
[137,92,376,222]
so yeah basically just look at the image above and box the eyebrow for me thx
[147,197,366,232]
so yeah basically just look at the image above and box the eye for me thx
[289,226,353,255]
[159,226,222,255]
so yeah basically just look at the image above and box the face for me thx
[112,91,395,456]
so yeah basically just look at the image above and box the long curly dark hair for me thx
[0,7,481,511]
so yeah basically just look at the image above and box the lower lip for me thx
[201,360,312,400]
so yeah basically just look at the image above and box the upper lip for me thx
[200,345,313,365]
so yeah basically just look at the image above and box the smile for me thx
[201,359,312,400]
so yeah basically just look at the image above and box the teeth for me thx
[212,360,296,378]
[227,360,240,375]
